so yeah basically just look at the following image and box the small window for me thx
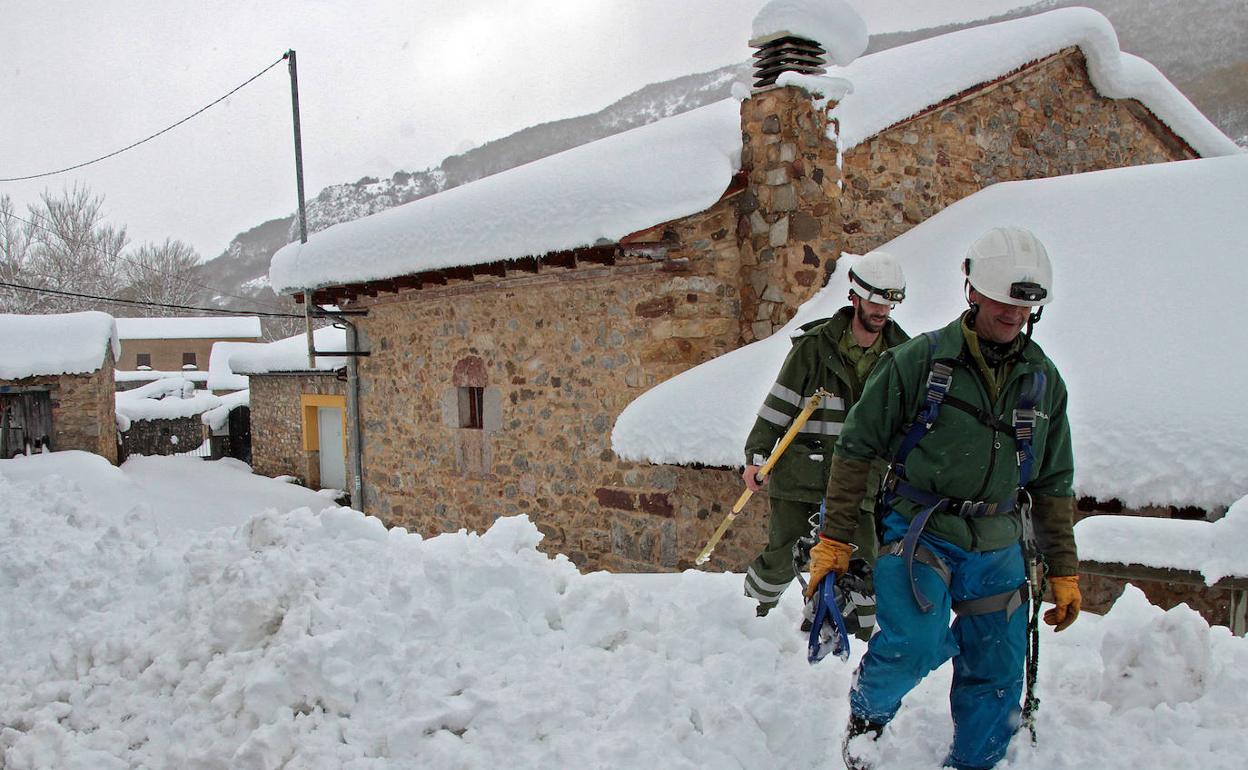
[182,352,197,370]
[136,353,152,369]
[458,386,484,429]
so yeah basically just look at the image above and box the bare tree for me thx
[0,195,37,313]
[121,238,204,314]
[1,186,129,313]
[1,185,205,319]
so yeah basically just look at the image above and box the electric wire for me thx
[0,54,289,182]
[0,280,302,318]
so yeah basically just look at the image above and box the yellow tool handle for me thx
[693,389,828,565]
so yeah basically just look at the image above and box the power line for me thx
[5,208,293,313]
[0,280,302,318]
[0,54,289,182]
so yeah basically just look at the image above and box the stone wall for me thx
[736,48,1195,341]
[120,415,205,457]
[837,48,1195,257]
[352,201,742,570]
[249,373,347,487]
[0,351,117,463]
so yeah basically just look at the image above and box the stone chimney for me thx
[735,1,867,342]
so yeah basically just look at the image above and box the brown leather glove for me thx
[1043,575,1081,632]
[804,536,854,599]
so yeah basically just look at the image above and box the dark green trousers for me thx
[744,497,877,612]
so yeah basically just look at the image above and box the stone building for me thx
[229,326,350,491]
[267,8,1240,571]
[0,312,120,463]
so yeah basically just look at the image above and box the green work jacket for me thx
[744,306,908,503]
[822,314,1079,576]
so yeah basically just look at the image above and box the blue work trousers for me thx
[849,513,1027,770]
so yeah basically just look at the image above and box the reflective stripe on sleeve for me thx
[769,383,804,406]
[757,404,794,428]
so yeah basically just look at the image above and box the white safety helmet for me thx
[848,251,906,306]
[962,226,1053,307]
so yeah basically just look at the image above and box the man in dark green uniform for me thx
[742,251,909,617]
[806,226,1081,770]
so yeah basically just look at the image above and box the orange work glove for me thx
[1043,575,1081,632]
[804,536,854,599]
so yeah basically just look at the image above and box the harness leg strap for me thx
[952,584,1028,619]
[898,503,943,613]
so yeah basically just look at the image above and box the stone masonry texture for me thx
[1,350,117,463]
[249,373,348,489]
[287,48,1200,586]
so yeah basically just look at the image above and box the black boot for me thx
[842,715,885,770]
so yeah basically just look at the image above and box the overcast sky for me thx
[2,1,1036,261]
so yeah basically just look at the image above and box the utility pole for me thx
[285,49,308,244]
[284,49,316,367]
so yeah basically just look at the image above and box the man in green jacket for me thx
[806,226,1081,770]
[742,251,909,618]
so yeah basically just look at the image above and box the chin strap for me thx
[1023,305,1044,344]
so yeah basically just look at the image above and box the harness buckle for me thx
[925,364,953,401]
[1013,406,1037,439]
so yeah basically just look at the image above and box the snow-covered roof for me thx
[113,316,262,341]
[114,377,221,431]
[0,311,120,380]
[820,7,1242,156]
[269,98,743,294]
[207,342,254,391]
[270,9,1236,297]
[228,325,348,375]
[613,155,1248,512]
[751,0,868,66]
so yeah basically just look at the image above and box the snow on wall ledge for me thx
[228,326,348,375]
[0,311,120,379]
[826,7,1242,158]
[269,99,743,295]
[1076,494,1248,585]
[614,156,1248,512]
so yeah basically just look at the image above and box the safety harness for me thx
[883,330,1049,740]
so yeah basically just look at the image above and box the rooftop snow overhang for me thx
[293,171,748,306]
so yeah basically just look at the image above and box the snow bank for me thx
[0,311,119,379]
[229,325,348,375]
[115,377,221,430]
[2,456,1247,769]
[826,7,1242,157]
[751,0,868,66]
[269,99,743,294]
[202,389,250,432]
[615,155,1248,512]
[114,316,262,340]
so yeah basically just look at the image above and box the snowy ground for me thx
[2,453,1245,769]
